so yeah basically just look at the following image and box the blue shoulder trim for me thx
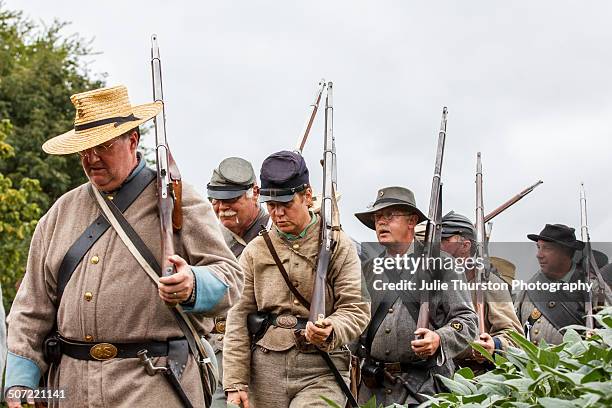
[5,352,41,390]
[182,266,229,313]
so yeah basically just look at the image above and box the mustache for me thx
[219,210,238,217]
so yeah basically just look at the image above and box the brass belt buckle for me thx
[276,314,298,329]
[90,343,118,360]
[214,317,226,334]
[384,362,401,375]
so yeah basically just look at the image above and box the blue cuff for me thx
[182,266,229,313]
[493,337,503,353]
[5,352,41,390]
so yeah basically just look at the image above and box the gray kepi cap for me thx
[441,211,476,240]
[207,157,256,200]
[354,186,427,230]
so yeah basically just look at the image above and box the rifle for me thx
[474,152,490,334]
[484,180,542,223]
[295,79,326,153]
[309,81,339,326]
[416,107,448,331]
[580,183,595,330]
[579,183,611,330]
[151,35,183,283]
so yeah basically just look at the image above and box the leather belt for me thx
[269,313,307,330]
[59,336,173,361]
[370,358,435,374]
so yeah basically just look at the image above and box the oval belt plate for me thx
[215,320,226,334]
[276,314,298,329]
[90,343,118,360]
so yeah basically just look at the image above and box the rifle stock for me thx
[295,79,326,153]
[484,180,542,223]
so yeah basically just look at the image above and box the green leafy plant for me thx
[324,308,612,408]
[422,307,612,407]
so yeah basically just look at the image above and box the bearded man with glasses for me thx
[354,187,477,407]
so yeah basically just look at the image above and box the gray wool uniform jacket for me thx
[515,263,611,345]
[358,241,478,406]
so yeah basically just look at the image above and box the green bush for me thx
[423,307,612,408]
[324,308,612,408]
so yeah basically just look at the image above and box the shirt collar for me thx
[560,262,576,283]
[276,211,317,241]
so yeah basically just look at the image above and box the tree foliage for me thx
[0,3,104,207]
[0,119,43,311]
[0,3,104,310]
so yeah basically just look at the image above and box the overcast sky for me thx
[9,1,612,258]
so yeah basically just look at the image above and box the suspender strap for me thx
[56,167,156,302]
[362,297,395,352]
[260,230,311,309]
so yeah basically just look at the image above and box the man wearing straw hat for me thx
[223,150,370,408]
[5,85,243,407]
[440,211,523,373]
[354,187,477,407]
[206,156,269,407]
[515,223,610,345]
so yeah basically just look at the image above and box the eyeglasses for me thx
[373,210,412,222]
[77,137,122,158]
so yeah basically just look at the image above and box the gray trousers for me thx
[210,349,226,407]
[249,346,350,408]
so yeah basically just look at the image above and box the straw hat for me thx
[489,256,516,286]
[42,85,162,155]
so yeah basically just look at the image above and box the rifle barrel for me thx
[475,152,486,334]
[580,182,594,330]
[417,107,447,331]
[308,81,336,325]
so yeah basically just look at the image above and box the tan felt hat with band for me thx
[42,85,162,155]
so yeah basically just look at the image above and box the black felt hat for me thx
[527,223,585,250]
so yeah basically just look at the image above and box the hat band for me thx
[373,197,415,207]
[207,183,253,192]
[74,113,141,132]
[260,184,307,197]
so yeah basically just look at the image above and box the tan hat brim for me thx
[42,101,162,155]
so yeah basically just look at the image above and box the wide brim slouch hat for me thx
[42,85,162,155]
[527,223,584,251]
[354,186,427,230]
